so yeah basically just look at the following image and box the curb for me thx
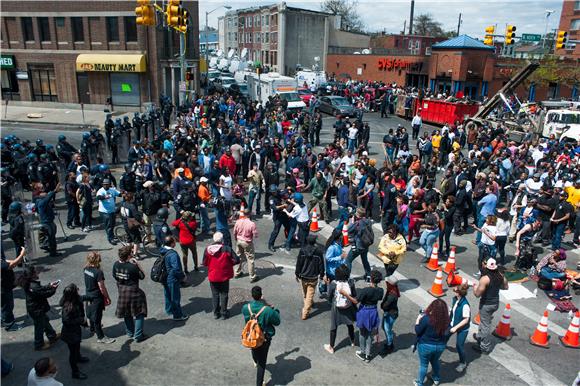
[1,120,100,131]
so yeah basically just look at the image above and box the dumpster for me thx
[415,99,479,126]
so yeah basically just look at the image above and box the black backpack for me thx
[358,219,375,249]
[150,253,168,283]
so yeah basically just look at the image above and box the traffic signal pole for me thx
[179,32,186,106]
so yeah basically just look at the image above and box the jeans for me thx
[1,291,15,325]
[455,328,468,364]
[268,219,283,248]
[300,278,317,318]
[416,343,445,386]
[163,281,184,318]
[251,338,271,386]
[31,313,57,349]
[100,212,116,241]
[348,138,357,152]
[475,215,485,244]
[209,280,229,316]
[359,329,373,357]
[198,206,210,233]
[247,187,262,215]
[285,219,297,249]
[382,313,397,346]
[124,314,145,340]
[347,247,371,279]
[495,235,507,265]
[297,221,310,247]
[66,201,80,226]
[67,342,81,373]
[40,222,57,255]
[80,203,92,229]
[438,225,453,258]
[87,298,105,339]
[477,243,497,270]
[420,229,440,261]
[540,266,566,280]
[551,222,565,250]
[477,303,499,352]
[337,207,350,230]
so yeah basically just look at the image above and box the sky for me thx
[198,0,564,38]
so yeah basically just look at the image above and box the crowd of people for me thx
[1,78,579,385]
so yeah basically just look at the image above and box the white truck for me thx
[295,69,327,91]
[247,72,306,110]
[541,109,580,142]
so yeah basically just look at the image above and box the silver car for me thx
[317,96,355,116]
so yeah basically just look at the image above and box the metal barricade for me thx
[23,205,40,259]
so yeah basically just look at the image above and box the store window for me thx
[38,17,51,42]
[29,63,58,102]
[106,17,119,42]
[72,17,84,42]
[55,17,65,27]
[571,19,580,31]
[124,16,137,42]
[22,17,34,41]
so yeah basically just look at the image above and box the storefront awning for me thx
[76,54,146,73]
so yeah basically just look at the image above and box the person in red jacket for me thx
[171,211,198,273]
[203,232,239,319]
[218,149,237,176]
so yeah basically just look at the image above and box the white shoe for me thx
[82,228,89,232]
[455,362,467,372]
[97,337,116,344]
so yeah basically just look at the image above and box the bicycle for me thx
[114,224,160,258]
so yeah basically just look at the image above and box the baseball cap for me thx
[486,258,497,271]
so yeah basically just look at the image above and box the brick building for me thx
[370,33,446,56]
[0,1,199,109]
[555,0,580,59]
[326,35,578,102]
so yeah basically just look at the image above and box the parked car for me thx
[212,76,236,92]
[317,96,355,116]
[297,88,314,106]
[229,82,250,100]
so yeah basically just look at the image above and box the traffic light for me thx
[505,25,516,45]
[556,30,568,49]
[177,8,189,33]
[484,25,495,46]
[166,0,181,27]
[135,0,155,26]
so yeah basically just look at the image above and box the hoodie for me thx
[203,244,237,282]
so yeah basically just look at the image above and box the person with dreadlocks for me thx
[472,258,508,354]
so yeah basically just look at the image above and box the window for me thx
[22,17,34,41]
[55,17,65,27]
[29,63,57,102]
[249,33,252,43]
[106,17,119,42]
[264,33,269,43]
[71,17,84,42]
[571,19,580,30]
[124,16,137,42]
[265,14,269,26]
[261,16,265,26]
[248,16,252,27]
[575,1,580,10]
[233,32,237,42]
[239,17,244,26]
[38,17,50,41]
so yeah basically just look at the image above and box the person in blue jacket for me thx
[449,282,471,373]
[160,236,189,322]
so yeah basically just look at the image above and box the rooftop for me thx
[432,34,495,51]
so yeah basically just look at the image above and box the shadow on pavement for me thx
[269,347,312,385]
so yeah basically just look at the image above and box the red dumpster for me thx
[415,99,479,126]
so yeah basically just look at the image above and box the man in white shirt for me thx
[411,110,423,140]
[28,357,64,386]
[347,124,358,152]
[341,149,356,168]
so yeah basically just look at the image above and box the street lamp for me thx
[542,9,555,49]
[205,5,231,93]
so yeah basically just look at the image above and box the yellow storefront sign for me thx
[76,54,146,72]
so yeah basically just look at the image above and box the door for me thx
[110,73,140,106]
[77,72,90,104]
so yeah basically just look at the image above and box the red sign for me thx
[378,58,423,72]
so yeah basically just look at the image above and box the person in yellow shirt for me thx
[377,225,407,277]
[565,180,580,208]
[431,130,442,162]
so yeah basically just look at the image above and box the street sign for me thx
[521,33,541,42]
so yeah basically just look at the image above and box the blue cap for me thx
[293,192,304,203]
[58,135,66,141]
[27,153,37,160]
[83,133,90,139]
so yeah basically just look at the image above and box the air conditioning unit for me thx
[425,47,432,56]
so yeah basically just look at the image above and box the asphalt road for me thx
[1,113,579,386]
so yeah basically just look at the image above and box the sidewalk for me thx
[1,105,130,128]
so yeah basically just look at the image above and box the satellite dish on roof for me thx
[353,51,361,55]
[362,49,371,54]
[216,49,224,58]
[241,48,248,59]
[314,56,320,62]
[227,49,235,59]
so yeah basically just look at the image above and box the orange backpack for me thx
[241,305,267,349]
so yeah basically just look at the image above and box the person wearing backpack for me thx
[160,236,189,322]
[241,286,280,386]
[295,235,325,320]
[324,264,357,354]
[346,207,374,282]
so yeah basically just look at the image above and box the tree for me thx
[413,13,446,37]
[321,0,365,33]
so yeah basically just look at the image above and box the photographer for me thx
[1,247,26,331]
[59,284,90,380]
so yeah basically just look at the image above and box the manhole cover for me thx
[229,287,251,304]
[255,260,276,269]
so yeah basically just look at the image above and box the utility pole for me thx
[457,13,462,36]
[408,0,415,35]
[179,32,186,106]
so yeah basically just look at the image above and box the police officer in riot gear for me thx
[104,113,114,150]
[56,135,77,166]
[80,132,92,168]
[152,207,170,248]
[37,154,58,191]
[174,180,198,219]
[119,163,137,193]
[132,112,142,141]
[27,153,40,185]
[111,119,122,164]
[32,139,47,158]
[93,164,117,189]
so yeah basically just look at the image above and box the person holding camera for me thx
[17,265,60,351]
[1,246,26,331]
[59,283,90,380]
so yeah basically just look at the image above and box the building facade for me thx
[200,30,218,54]
[326,35,578,102]
[0,1,199,109]
[555,0,580,59]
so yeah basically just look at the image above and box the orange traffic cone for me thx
[425,243,440,271]
[342,223,349,247]
[529,310,550,348]
[443,246,457,274]
[310,208,321,232]
[473,313,481,325]
[493,304,512,340]
[559,311,580,349]
[446,271,465,287]
[428,268,445,297]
